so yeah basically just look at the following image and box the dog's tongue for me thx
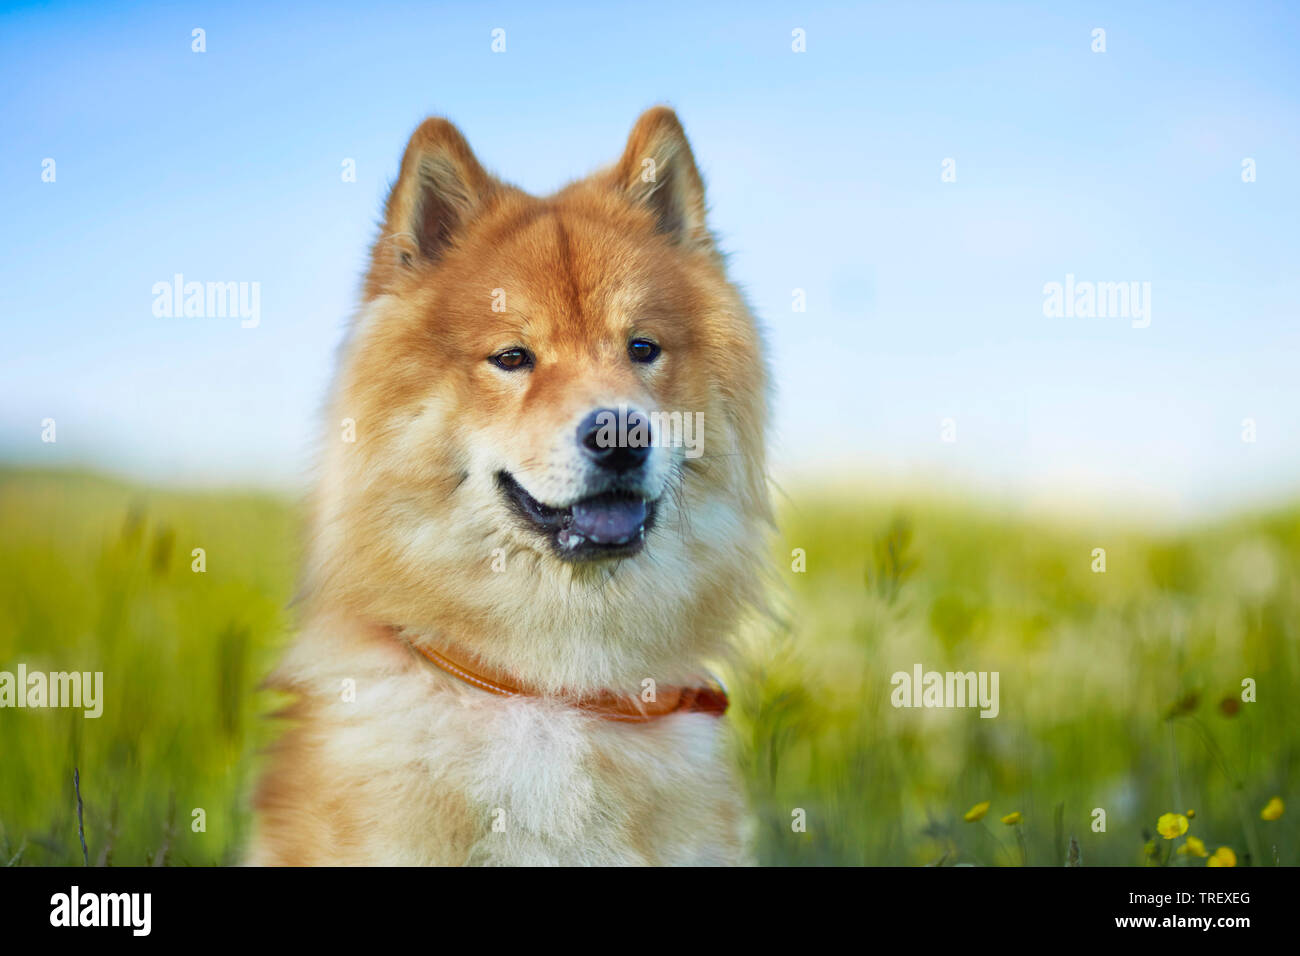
[570,496,646,544]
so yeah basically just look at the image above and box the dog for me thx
[248,107,771,865]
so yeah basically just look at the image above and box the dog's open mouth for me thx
[497,472,655,561]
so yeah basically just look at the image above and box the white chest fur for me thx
[305,656,751,865]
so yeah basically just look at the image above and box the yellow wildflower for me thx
[1001,811,1022,825]
[1207,846,1236,867]
[1260,797,1284,821]
[1177,835,1208,857]
[1157,812,1189,839]
[964,801,990,822]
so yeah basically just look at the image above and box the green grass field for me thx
[1,467,1295,865]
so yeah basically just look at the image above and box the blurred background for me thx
[1,0,1297,865]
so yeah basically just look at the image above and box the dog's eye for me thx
[489,348,533,371]
[628,339,660,364]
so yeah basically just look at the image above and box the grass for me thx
[0,468,295,866]
[0,466,1295,865]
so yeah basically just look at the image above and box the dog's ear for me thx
[367,117,496,295]
[609,107,711,248]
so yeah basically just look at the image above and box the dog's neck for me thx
[376,623,728,723]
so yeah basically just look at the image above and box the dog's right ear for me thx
[366,118,495,297]
[609,107,711,249]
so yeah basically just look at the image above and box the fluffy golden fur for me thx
[248,107,770,865]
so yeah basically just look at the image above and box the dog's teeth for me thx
[557,529,585,549]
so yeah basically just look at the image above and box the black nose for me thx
[577,407,652,472]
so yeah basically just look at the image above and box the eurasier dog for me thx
[249,107,770,865]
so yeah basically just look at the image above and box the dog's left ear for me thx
[366,117,497,298]
[610,107,711,248]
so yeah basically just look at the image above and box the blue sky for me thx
[3,0,1298,518]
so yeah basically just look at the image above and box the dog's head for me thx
[309,108,769,690]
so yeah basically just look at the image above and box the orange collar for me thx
[391,629,728,723]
